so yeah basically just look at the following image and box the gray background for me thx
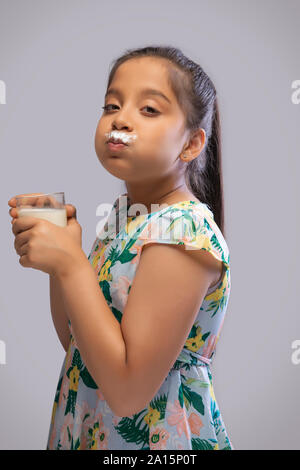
[0,0,299,450]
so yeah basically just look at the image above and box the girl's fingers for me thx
[35,194,60,208]
[8,193,45,207]
[8,197,17,207]
[14,194,59,209]
[8,207,18,220]
[8,200,16,208]
[14,230,30,254]
[65,204,77,219]
[9,204,76,220]
[8,195,77,223]
[8,194,76,216]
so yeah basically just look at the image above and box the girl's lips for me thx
[107,142,128,151]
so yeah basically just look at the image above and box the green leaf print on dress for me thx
[65,348,99,416]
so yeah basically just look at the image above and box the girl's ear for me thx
[186,128,206,160]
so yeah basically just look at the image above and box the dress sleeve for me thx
[138,203,230,293]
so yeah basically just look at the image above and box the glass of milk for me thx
[16,192,67,227]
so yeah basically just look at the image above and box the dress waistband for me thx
[171,348,212,370]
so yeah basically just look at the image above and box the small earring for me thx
[183,153,188,159]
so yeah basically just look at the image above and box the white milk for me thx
[17,207,67,227]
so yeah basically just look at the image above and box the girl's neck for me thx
[126,184,199,212]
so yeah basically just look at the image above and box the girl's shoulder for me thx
[126,198,230,271]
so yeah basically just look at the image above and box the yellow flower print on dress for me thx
[69,365,80,392]
[98,259,112,282]
[209,383,216,402]
[125,216,145,237]
[144,406,161,427]
[185,326,205,352]
[205,270,227,302]
[90,425,99,450]
[192,233,212,250]
[91,244,106,270]
[87,418,109,450]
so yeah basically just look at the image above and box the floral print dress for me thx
[46,193,233,450]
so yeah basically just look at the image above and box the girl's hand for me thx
[8,193,85,276]
[8,193,82,248]
[11,215,86,277]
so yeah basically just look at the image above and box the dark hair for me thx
[105,45,226,237]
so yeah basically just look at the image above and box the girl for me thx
[8,45,233,450]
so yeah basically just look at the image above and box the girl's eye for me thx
[102,104,159,115]
[143,106,159,114]
[102,104,118,112]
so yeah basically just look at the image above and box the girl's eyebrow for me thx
[105,87,172,105]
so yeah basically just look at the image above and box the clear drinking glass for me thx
[16,192,67,227]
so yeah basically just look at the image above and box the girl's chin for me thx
[100,159,132,179]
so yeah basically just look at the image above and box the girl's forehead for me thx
[113,57,171,82]
[120,55,169,69]
[110,59,174,98]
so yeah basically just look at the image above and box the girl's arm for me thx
[49,274,71,353]
[54,256,129,417]
[54,243,220,418]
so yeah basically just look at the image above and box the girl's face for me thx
[94,57,190,184]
